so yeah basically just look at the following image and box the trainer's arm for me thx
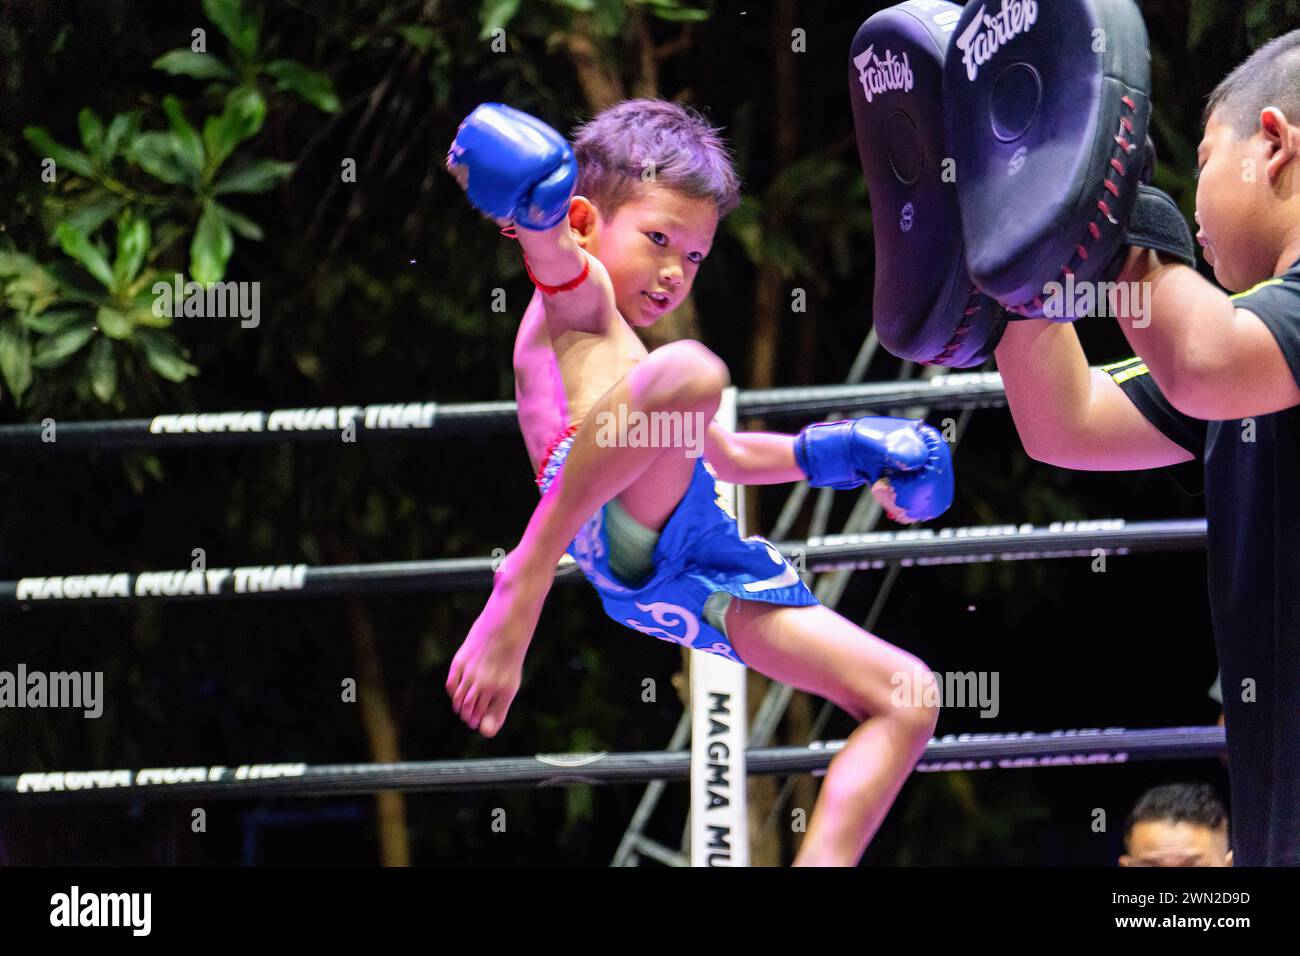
[1115,250,1300,419]
[705,424,803,485]
[995,320,1194,469]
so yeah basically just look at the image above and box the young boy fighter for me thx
[444,99,952,865]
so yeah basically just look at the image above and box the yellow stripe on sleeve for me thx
[1108,361,1151,385]
[1230,277,1285,301]
[1100,357,1143,373]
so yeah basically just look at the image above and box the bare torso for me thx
[513,290,648,474]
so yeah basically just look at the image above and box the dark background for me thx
[0,0,1283,865]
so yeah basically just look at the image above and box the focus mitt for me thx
[849,0,1006,366]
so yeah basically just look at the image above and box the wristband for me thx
[501,226,592,295]
[524,251,590,295]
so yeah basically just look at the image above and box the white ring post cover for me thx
[690,387,749,867]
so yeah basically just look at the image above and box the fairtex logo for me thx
[956,0,1039,81]
[854,45,914,104]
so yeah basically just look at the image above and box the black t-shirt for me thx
[1105,262,1300,866]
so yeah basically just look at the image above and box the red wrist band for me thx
[500,226,592,295]
[523,252,590,295]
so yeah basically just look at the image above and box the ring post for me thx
[690,387,750,866]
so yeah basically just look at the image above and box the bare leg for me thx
[519,339,728,568]
[724,599,939,865]
[448,341,729,736]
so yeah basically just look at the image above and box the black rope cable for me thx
[0,374,1010,451]
[0,726,1225,805]
[0,519,1207,606]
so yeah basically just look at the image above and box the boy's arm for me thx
[706,420,948,512]
[994,320,1196,470]
[709,417,950,523]
[448,102,616,337]
[1115,250,1300,419]
[515,224,618,339]
[705,424,803,485]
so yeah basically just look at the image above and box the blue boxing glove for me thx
[794,417,952,523]
[446,103,578,230]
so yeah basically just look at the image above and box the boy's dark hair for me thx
[1124,783,1229,848]
[1205,28,1300,136]
[571,99,741,219]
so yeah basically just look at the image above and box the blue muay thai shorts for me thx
[535,424,818,665]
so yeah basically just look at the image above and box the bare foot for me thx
[446,568,550,737]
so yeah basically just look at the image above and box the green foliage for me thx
[477,0,709,40]
[634,0,711,23]
[152,0,339,117]
[1244,0,1300,45]
[479,0,524,39]
[1,0,336,408]
[724,154,872,305]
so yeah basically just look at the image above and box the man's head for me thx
[566,99,740,326]
[1119,783,1232,867]
[1197,29,1300,292]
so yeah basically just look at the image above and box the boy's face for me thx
[1119,820,1232,867]
[1195,111,1286,292]
[574,183,718,327]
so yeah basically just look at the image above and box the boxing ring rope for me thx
[0,371,1012,451]
[0,726,1226,806]
[0,354,1215,863]
[0,518,1207,607]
